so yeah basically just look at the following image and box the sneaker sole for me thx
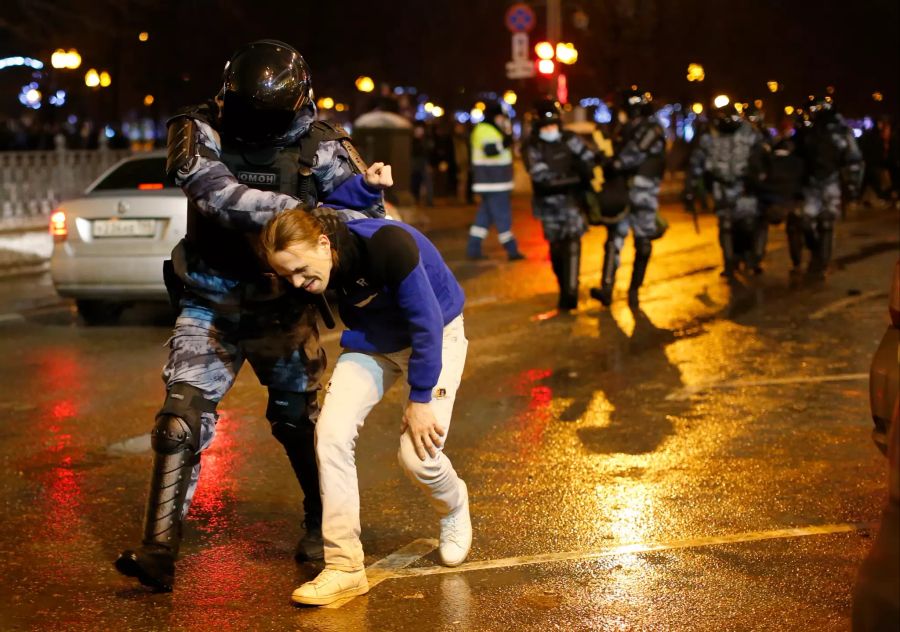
[291,583,369,606]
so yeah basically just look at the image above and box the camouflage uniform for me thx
[166,104,383,520]
[690,120,767,274]
[594,116,665,305]
[525,131,595,310]
[790,115,863,273]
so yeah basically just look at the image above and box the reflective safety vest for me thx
[470,122,513,192]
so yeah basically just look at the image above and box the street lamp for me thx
[51,49,81,70]
[537,59,555,75]
[767,81,779,93]
[555,42,578,65]
[873,92,884,102]
[85,69,100,87]
[143,94,155,106]
[138,32,149,42]
[534,41,555,61]
[502,90,517,106]
[99,71,111,87]
[317,96,334,110]
[784,105,795,115]
[713,94,730,109]
[686,63,705,82]
[355,76,374,93]
[691,102,704,115]
[432,106,444,118]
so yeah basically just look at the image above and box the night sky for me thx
[1,0,898,119]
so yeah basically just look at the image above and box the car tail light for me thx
[138,182,164,190]
[890,259,900,328]
[49,209,67,242]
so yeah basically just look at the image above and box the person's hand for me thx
[365,162,393,190]
[400,401,445,460]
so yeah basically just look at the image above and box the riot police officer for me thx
[524,99,595,312]
[589,87,666,306]
[114,40,388,592]
[690,98,768,277]
[790,95,864,277]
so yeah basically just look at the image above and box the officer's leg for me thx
[243,302,326,561]
[494,191,524,260]
[590,220,628,306]
[713,183,736,277]
[557,237,581,311]
[629,236,653,305]
[267,389,323,561]
[628,177,661,301]
[115,307,241,591]
[813,181,842,274]
[467,194,491,259]
[802,185,824,265]
[752,216,769,274]
[786,209,806,271]
[548,240,564,286]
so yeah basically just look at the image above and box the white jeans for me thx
[316,315,468,571]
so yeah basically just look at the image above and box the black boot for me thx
[115,417,200,592]
[628,238,652,305]
[589,239,618,306]
[557,238,581,311]
[115,385,213,592]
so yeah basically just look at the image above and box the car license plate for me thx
[92,219,156,238]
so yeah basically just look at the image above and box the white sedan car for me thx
[50,151,187,324]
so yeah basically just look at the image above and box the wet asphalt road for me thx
[0,199,897,631]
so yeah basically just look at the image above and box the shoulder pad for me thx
[165,116,198,178]
[166,101,218,129]
[308,120,351,142]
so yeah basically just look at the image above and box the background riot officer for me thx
[524,99,595,312]
[790,94,864,277]
[589,87,666,307]
[690,98,768,277]
[114,40,388,592]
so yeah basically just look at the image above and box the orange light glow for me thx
[50,209,67,241]
[138,183,164,190]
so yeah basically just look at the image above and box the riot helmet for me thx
[807,94,837,123]
[533,99,561,129]
[712,97,742,133]
[744,103,765,127]
[619,86,653,120]
[221,40,312,147]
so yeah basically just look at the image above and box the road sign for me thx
[505,3,536,33]
[511,32,529,61]
[506,59,535,80]
[506,32,534,79]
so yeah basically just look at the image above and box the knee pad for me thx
[153,383,215,454]
[267,389,317,447]
[634,238,652,259]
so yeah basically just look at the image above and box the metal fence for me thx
[0,148,132,220]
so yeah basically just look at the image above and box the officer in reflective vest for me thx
[466,103,525,261]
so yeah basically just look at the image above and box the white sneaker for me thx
[439,479,472,567]
[291,568,369,606]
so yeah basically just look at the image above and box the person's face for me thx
[268,236,333,294]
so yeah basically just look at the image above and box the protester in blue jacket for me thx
[260,208,472,606]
